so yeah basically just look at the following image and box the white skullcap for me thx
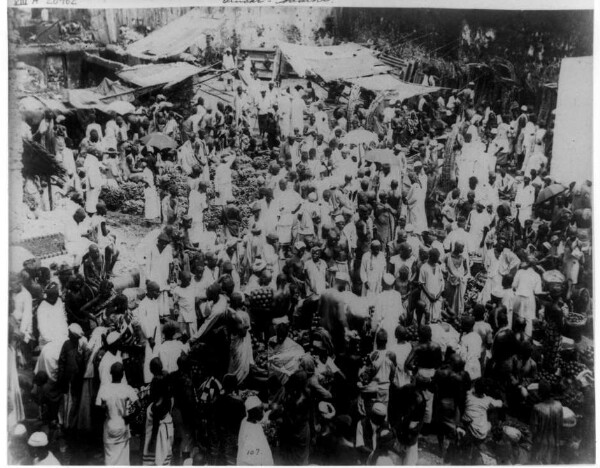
[28,432,48,447]
[294,241,306,250]
[372,402,387,417]
[244,395,262,411]
[318,401,336,420]
[383,273,395,286]
[106,331,121,345]
[13,424,27,437]
[68,323,84,338]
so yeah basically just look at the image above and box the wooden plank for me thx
[83,52,125,71]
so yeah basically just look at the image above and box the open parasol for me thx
[140,132,177,150]
[341,128,378,146]
[364,148,402,166]
[535,183,566,204]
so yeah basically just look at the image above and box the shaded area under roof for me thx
[125,9,223,61]
[117,62,204,88]
[277,42,391,82]
[348,74,442,100]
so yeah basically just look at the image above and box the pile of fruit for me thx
[558,385,586,412]
[249,287,274,312]
[565,312,587,327]
[251,154,273,172]
[121,199,144,216]
[558,358,588,378]
[578,346,594,367]
[100,181,144,212]
[405,324,420,342]
[538,370,561,386]
[251,340,269,369]
[491,419,532,448]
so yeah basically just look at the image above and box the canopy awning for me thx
[348,74,442,99]
[117,62,204,88]
[277,42,391,82]
[89,78,134,103]
[66,89,109,112]
[126,9,223,61]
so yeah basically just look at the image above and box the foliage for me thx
[22,139,66,180]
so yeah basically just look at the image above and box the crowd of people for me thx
[9,54,595,466]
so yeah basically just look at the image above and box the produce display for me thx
[99,182,144,211]
[558,383,586,413]
[565,312,587,327]
[537,370,561,386]
[249,287,274,311]
[558,358,588,378]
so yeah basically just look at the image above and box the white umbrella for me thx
[341,128,378,146]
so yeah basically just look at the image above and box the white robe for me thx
[188,191,208,244]
[514,184,535,225]
[237,419,274,466]
[467,210,492,254]
[84,154,104,214]
[135,297,163,383]
[406,182,428,234]
[37,299,68,349]
[145,244,174,292]
[290,95,306,134]
[143,168,161,220]
[278,94,292,137]
[177,140,200,175]
[372,290,405,349]
[360,252,386,297]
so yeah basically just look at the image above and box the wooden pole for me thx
[47,175,53,211]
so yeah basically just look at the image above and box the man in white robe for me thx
[144,233,173,316]
[360,240,387,297]
[406,174,428,234]
[372,273,405,350]
[237,396,273,465]
[514,175,536,225]
[133,282,163,384]
[277,91,292,138]
[290,91,306,135]
[84,150,104,215]
[467,202,492,254]
[314,102,330,137]
[36,286,68,350]
[214,154,236,206]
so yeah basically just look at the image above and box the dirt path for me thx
[106,211,155,277]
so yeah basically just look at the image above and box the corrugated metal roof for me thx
[348,74,442,100]
[117,62,203,88]
[126,9,223,61]
[278,42,391,82]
